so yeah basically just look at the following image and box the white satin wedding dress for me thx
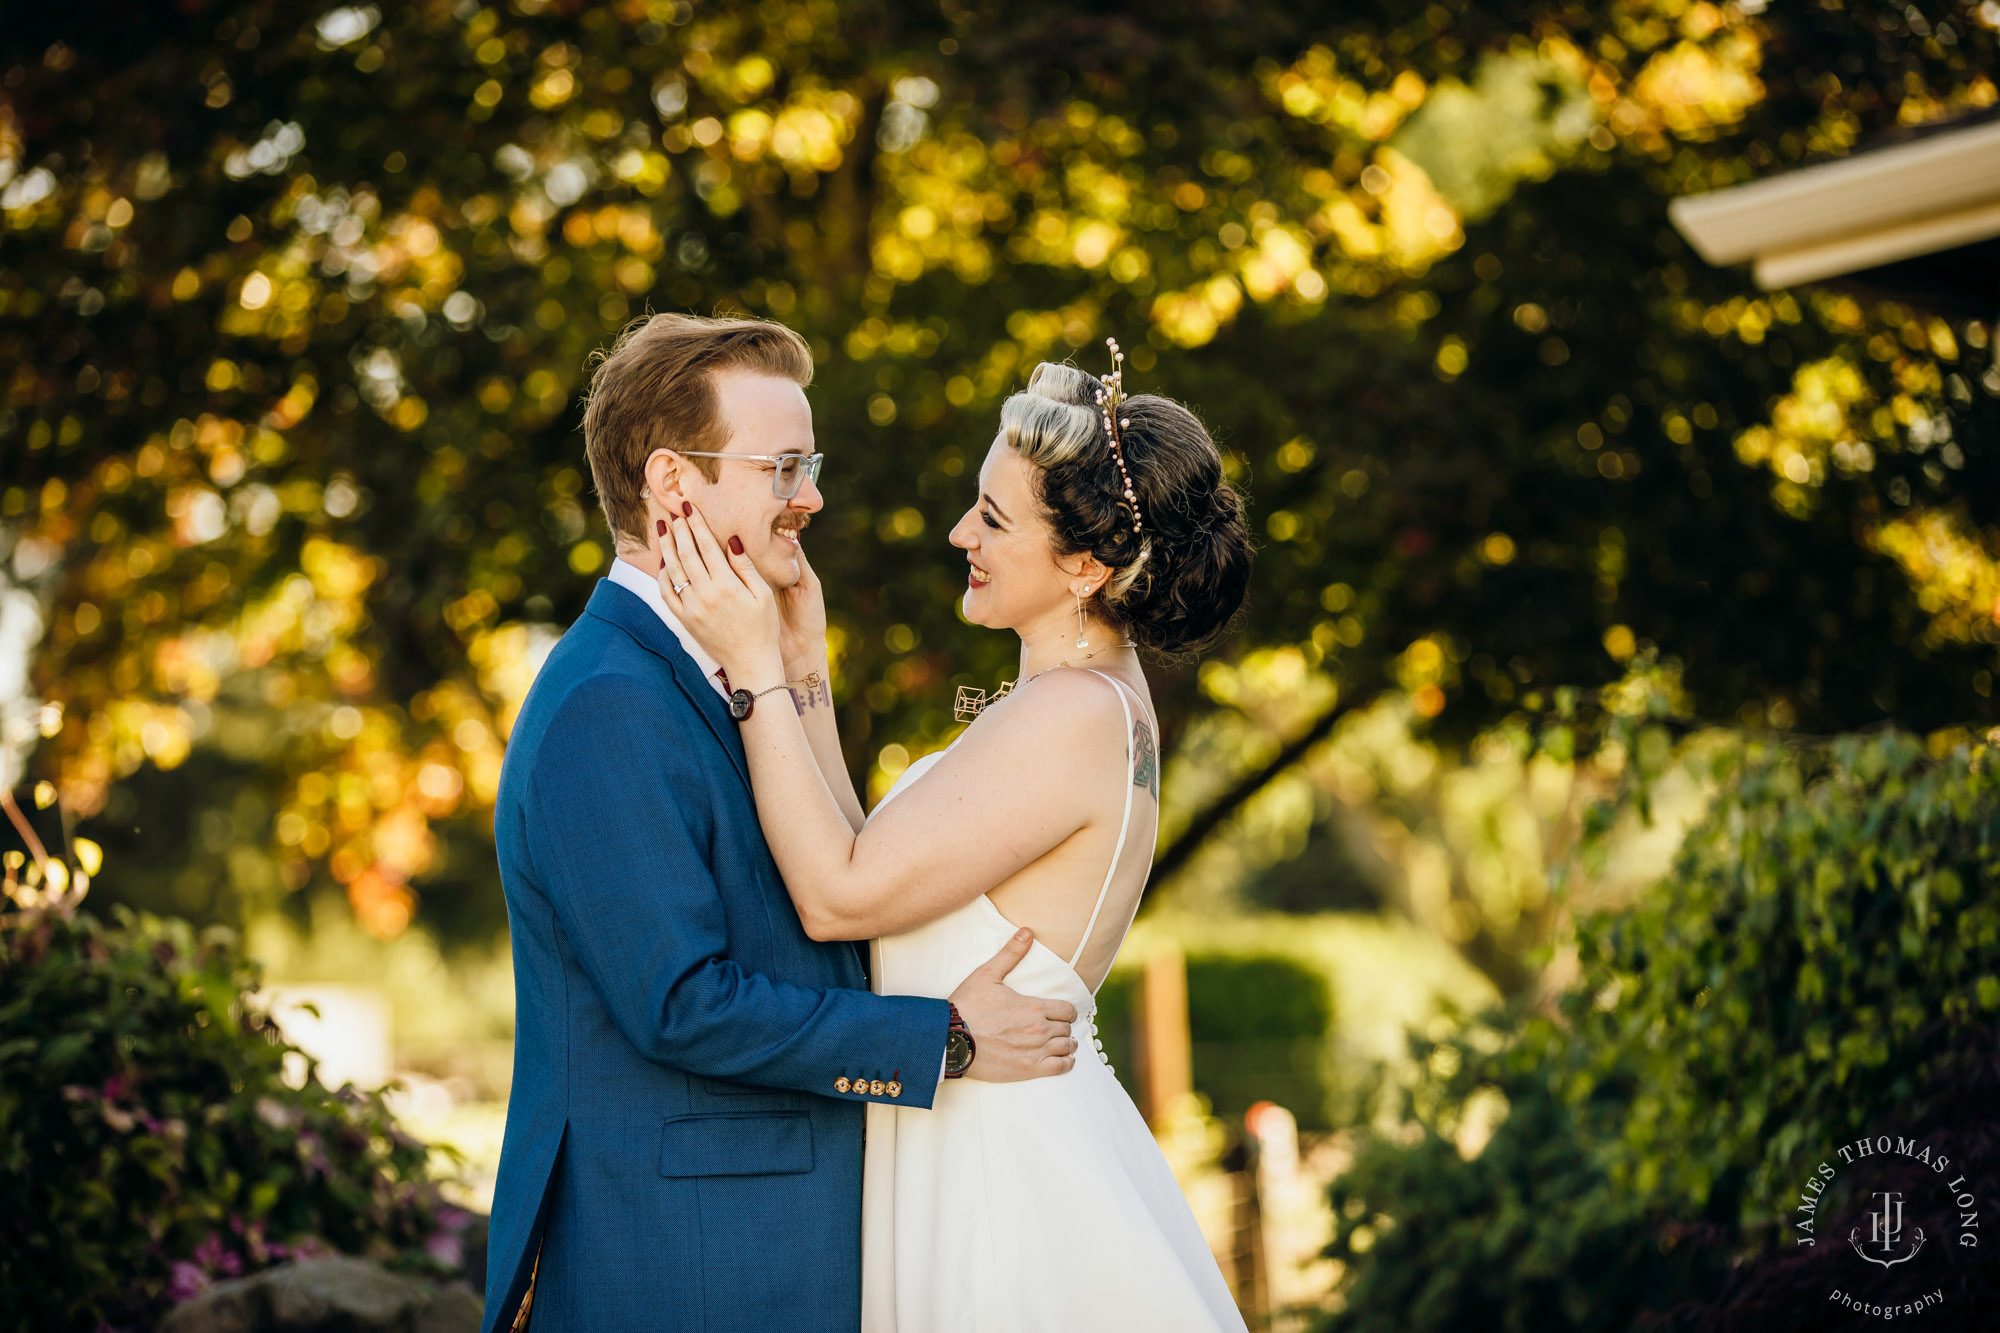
[859,670,1246,1333]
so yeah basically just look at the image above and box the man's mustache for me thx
[776,515,812,535]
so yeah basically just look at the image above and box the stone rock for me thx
[160,1257,483,1333]
[413,1286,483,1333]
[158,1274,271,1333]
[266,1256,426,1329]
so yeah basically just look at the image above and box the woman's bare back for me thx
[976,666,1159,991]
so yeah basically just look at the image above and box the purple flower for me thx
[101,1073,130,1101]
[424,1231,465,1269]
[287,1235,333,1263]
[192,1232,227,1271]
[166,1262,210,1304]
[238,1219,271,1263]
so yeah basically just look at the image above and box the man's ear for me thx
[643,449,684,505]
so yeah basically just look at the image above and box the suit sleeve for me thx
[522,673,948,1109]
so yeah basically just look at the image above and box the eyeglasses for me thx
[674,451,824,500]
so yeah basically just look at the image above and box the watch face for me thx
[945,1029,974,1074]
[728,689,752,720]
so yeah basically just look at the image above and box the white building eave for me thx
[1668,116,2000,289]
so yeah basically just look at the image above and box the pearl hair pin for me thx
[1094,337,1145,539]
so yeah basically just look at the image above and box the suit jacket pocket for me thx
[658,1111,814,1178]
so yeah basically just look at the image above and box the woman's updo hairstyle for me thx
[998,360,1251,655]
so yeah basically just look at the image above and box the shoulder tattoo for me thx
[1132,719,1158,798]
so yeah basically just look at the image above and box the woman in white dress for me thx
[657,350,1252,1332]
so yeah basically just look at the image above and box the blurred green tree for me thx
[2,0,1996,951]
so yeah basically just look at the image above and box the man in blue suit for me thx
[483,314,1078,1332]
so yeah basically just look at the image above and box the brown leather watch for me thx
[943,1001,976,1079]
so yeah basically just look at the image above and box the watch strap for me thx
[943,1001,975,1079]
[728,683,792,720]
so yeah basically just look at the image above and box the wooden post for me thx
[1131,945,1191,1128]
[1243,1165,1270,1328]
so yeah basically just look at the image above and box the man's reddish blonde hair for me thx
[580,312,814,544]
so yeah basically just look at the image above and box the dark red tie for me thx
[714,667,730,693]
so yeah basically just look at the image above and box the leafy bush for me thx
[1565,732,2000,1227]
[1187,953,1336,1127]
[0,907,467,1332]
[1099,952,1335,1127]
[1320,1028,1719,1333]
[1318,734,2000,1331]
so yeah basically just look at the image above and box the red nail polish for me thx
[728,535,744,555]
[656,519,667,537]
[682,501,692,517]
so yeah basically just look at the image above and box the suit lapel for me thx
[583,580,753,795]
[584,579,863,980]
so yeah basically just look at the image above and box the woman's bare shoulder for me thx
[868,670,1130,837]
[981,666,1144,753]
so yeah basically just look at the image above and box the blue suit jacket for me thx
[482,578,948,1333]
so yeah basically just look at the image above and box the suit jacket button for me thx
[834,1077,851,1093]
[869,1080,886,1096]
[886,1081,902,1098]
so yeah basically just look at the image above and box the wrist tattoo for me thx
[787,672,832,710]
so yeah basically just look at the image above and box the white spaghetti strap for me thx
[1071,670,1141,971]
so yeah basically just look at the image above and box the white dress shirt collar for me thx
[606,555,729,698]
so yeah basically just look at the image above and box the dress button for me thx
[886,1081,902,1097]
[834,1077,850,1093]
[869,1080,886,1096]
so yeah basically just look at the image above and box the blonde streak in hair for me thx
[1105,540,1149,602]
[1018,362,1103,464]
[999,393,1097,468]
[1024,360,1099,403]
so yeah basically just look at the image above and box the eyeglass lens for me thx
[773,453,823,498]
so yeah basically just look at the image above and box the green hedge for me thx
[0,907,466,1332]
[1098,952,1335,1127]
[1318,733,2000,1330]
